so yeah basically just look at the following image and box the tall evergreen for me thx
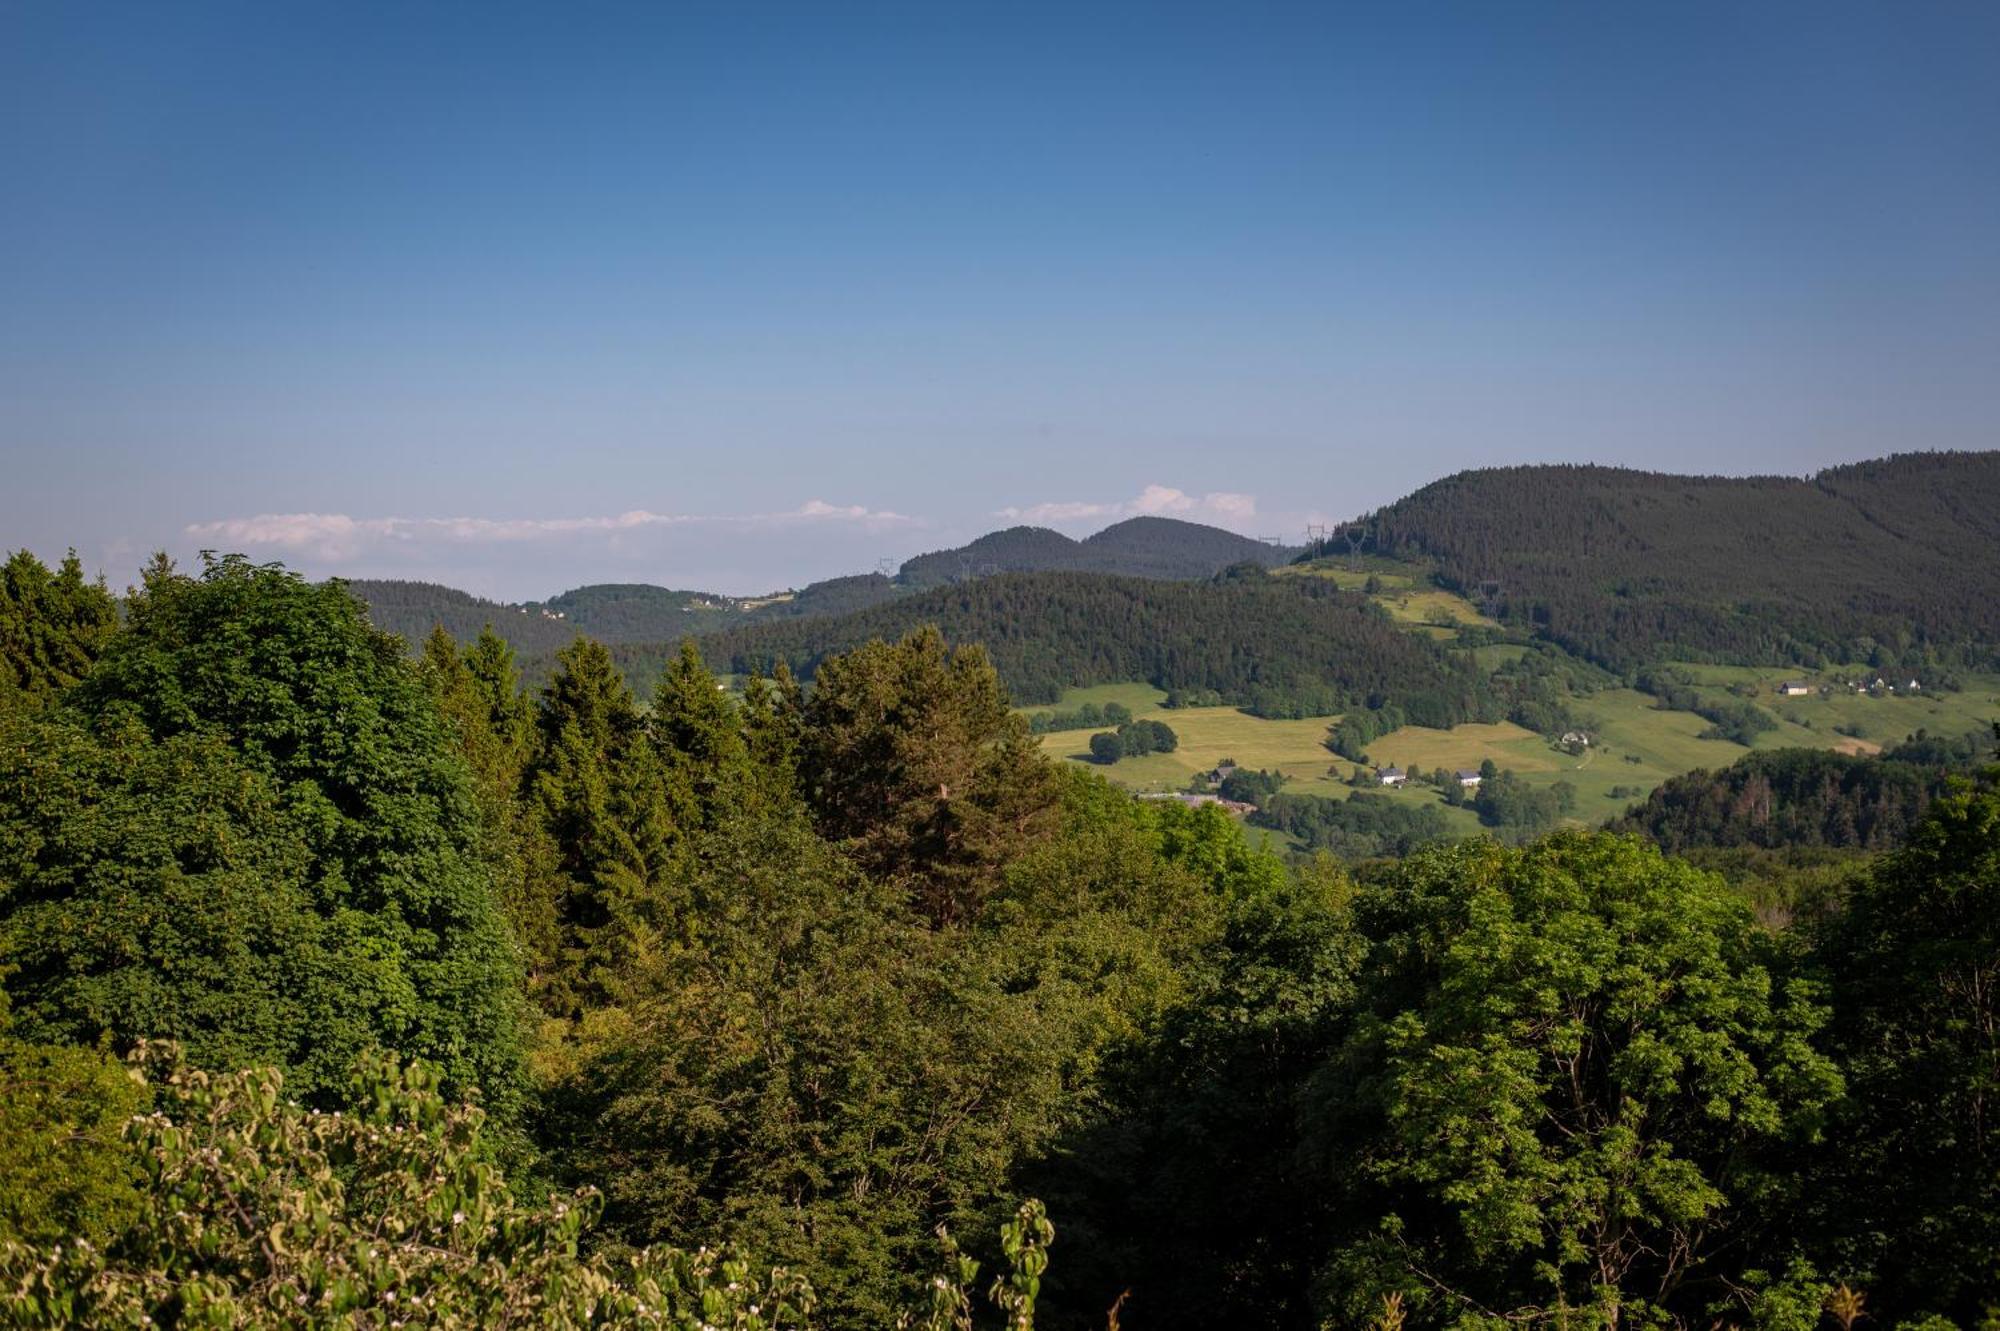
[648,639,750,830]
[0,549,118,712]
[527,635,675,1015]
[801,627,1059,926]
[421,626,560,993]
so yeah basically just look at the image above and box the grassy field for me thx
[1021,668,2000,837]
[1027,686,1346,793]
[1039,703,1345,793]
[1272,560,1501,631]
[1662,663,2000,749]
[1367,720,1561,774]
[1019,681,1168,719]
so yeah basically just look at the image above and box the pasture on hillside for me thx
[1663,663,2000,750]
[1272,559,1502,631]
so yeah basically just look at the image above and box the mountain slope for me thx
[1347,451,2000,667]
[692,567,1493,716]
[896,517,1291,587]
[353,517,1294,653]
[345,580,580,655]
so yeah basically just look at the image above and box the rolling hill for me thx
[896,516,1293,587]
[691,566,1494,715]
[350,516,1295,654]
[1339,450,2000,668]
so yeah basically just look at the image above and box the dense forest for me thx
[351,517,1285,665]
[1613,733,1998,853]
[896,516,1292,587]
[695,565,1495,718]
[1334,451,2000,669]
[4,544,2000,1328]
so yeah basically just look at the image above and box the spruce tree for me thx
[526,636,674,1015]
[801,626,1058,925]
[648,639,749,831]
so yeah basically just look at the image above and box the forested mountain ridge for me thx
[350,517,1288,653]
[343,578,582,655]
[692,566,1494,719]
[1343,450,2000,668]
[897,516,1293,587]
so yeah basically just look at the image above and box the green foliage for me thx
[0,549,117,713]
[0,710,352,1091]
[1615,746,1970,854]
[1254,791,1455,859]
[801,628,1059,926]
[1025,701,1131,735]
[897,516,1286,588]
[1813,780,2000,1321]
[0,1045,1057,1329]
[1083,716,1181,762]
[423,625,562,997]
[1322,834,1842,1328]
[0,984,146,1249]
[526,635,676,1016]
[1358,453,2000,668]
[1035,857,1363,1328]
[46,555,524,1112]
[1470,769,1575,836]
[1215,766,1284,804]
[545,772,1203,1326]
[702,570,1492,719]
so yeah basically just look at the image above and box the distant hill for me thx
[1340,451,2000,668]
[345,580,580,656]
[536,583,743,639]
[689,566,1493,716]
[896,516,1292,587]
[351,516,1294,655]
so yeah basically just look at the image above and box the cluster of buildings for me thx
[1777,677,1922,697]
[1375,766,1483,789]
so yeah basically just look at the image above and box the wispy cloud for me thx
[996,484,1258,529]
[186,501,919,561]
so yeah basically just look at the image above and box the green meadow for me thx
[1024,667,2000,835]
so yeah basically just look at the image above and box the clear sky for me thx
[4,2,1997,598]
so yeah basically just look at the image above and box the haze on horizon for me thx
[4,2,1998,599]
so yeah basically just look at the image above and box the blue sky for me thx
[4,1,1997,598]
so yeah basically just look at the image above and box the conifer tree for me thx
[527,636,675,1015]
[421,627,559,991]
[741,662,806,813]
[801,627,1059,925]
[0,548,118,711]
[648,639,750,831]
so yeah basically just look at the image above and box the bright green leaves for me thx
[10,555,525,1114]
[1342,833,1842,1327]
